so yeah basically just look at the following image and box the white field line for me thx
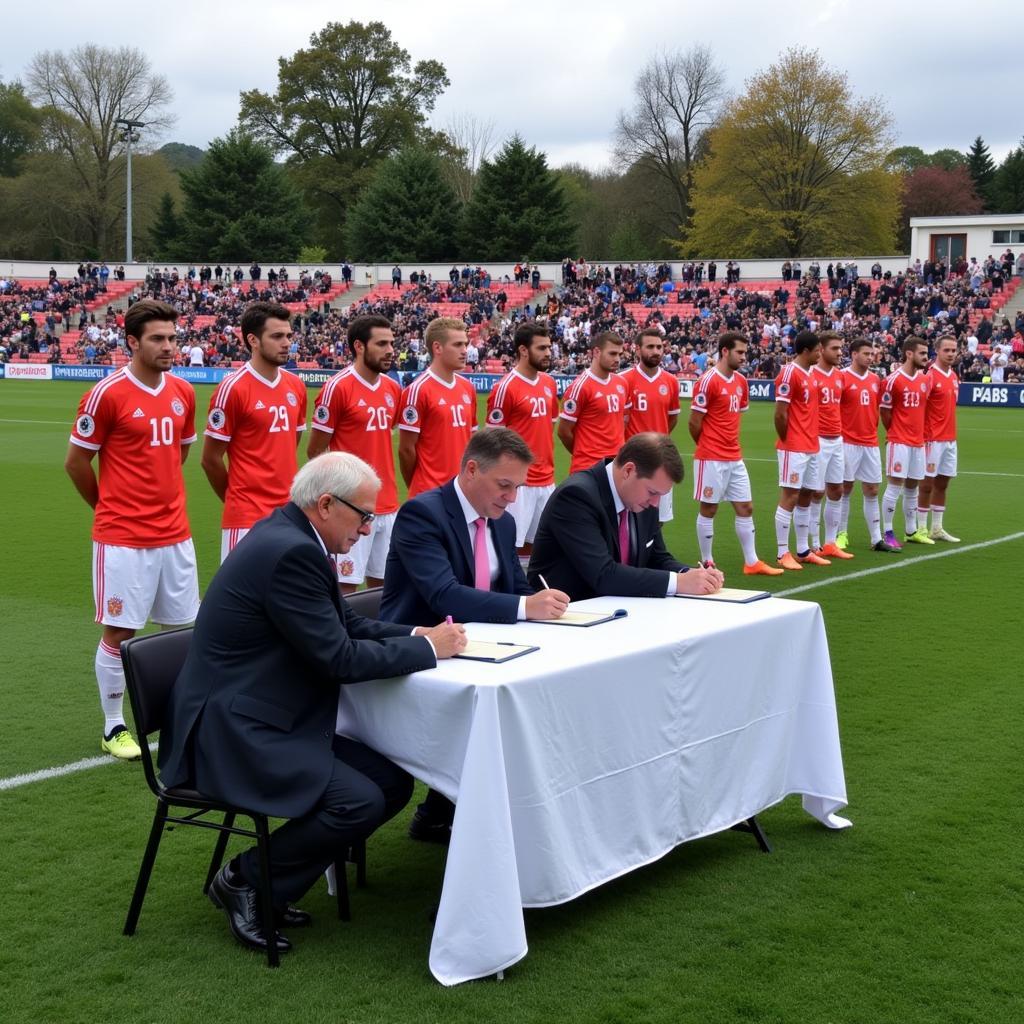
[776,531,1024,597]
[4,532,1024,791]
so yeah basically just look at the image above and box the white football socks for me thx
[95,639,126,736]
[775,507,793,557]
[696,514,715,564]
[903,487,919,536]
[794,505,810,554]
[882,484,901,533]
[824,498,842,545]
[864,495,882,545]
[734,516,758,565]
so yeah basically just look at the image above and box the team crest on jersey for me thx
[694,392,707,408]
[563,398,577,415]
[659,385,668,395]
[208,408,226,430]
[920,383,926,392]
[314,405,330,424]
[339,559,355,577]
[778,383,790,397]
[171,398,185,416]
[545,388,553,399]
[402,406,419,425]
[616,385,625,395]
[461,393,471,404]
[76,414,95,437]
[893,462,902,473]
[487,409,504,424]
[789,472,799,485]
[385,394,395,407]
[286,391,297,407]
[106,596,124,617]
[927,462,936,473]
[702,486,714,499]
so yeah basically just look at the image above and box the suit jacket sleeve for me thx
[640,511,687,574]
[267,545,436,682]
[391,499,522,623]
[340,603,421,641]
[549,486,679,599]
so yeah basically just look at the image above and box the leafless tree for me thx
[442,112,496,203]
[613,45,726,238]
[27,45,174,255]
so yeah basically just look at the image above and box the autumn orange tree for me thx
[684,48,900,258]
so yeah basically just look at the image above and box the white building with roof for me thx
[909,213,1024,266]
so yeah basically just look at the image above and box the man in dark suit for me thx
[381,427,569,839]
[528,433,725,601]
[158,452,466,954]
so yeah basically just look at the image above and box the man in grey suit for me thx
[158,452,466,954]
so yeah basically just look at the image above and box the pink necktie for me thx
[473,517,491,590]
[618,509,630,565]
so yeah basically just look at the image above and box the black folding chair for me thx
[119,627,350,966]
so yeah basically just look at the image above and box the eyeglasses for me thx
[331,494,375,526]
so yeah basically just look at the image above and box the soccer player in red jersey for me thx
[838,337,892,552]
[917,334,961,542]
[880,335,934,547]
[486,322,559,564]
[64,299,200,760]
[807,332,854,560]
[202,301,307,563]
[308,315,403,591]
[689,332,782,575]
[773,330,828,570]
[622,328,681,523]
[558,331,631,474]
[398,317,477,498]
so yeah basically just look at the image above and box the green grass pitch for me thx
[1,381,1021,1024]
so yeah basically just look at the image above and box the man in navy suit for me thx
[158,452,466,954]
[381,427,569,839]
[528,433,725,600]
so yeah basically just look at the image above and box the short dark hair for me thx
[124,299,177,345]
[240,301,292,352]
[636,327,664,344]
[592,330,623,351]
[348,314,392,356]
[717,331,747,355]
[513,321,548,356]
[460,427,535,471]
[902,335,927,356]
[614,432,684,484]
[818,330,842,346]
[849,336,873,353]
[794,330,820,355]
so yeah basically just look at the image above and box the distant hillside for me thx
[157,142,206,172]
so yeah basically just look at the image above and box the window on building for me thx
[992,230,1024,244]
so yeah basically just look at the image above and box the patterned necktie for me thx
[618,509,630,565]
[474,517,491,590]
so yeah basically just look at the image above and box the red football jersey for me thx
[812,365,843,436]
[924,365,958,442]
[839,368,882,446]
[312,367,402,513]
[485,370,558,486]
[774,363,819,453]
[560,369,631,474]
[881,369,932,446]
[206,364,307,529]
[70,367,197,547]
[692,368,748,461]
[622,365,681,438]
[398,370,477,497]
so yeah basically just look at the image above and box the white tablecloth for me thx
[337,595,849,985]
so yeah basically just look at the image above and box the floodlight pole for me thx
[115,118,146,264]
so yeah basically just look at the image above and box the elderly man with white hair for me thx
[158,451,466,956]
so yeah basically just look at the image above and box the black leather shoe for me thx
[209,865,292,953]
[276,905,312,928]
[408,810,452,845]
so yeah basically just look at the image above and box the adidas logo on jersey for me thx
[255,400,265,409]
[357,399,366,407]
[132,408,144,418]
[439,398,447,405]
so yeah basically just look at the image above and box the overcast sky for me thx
[5,0,1022,169]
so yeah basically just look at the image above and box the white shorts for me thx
[221,527,250,563]
[507,484,555,546]
[693,459,752,504]
[658,485,674,523]
[925,441,958,478]
[886,442,925,481]
[818,437,845,486]
[777,450,821,491]
[843,444,883,484]
[92,539,200,629]
[335,512,396,584]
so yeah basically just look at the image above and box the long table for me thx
[337,594,850,985]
